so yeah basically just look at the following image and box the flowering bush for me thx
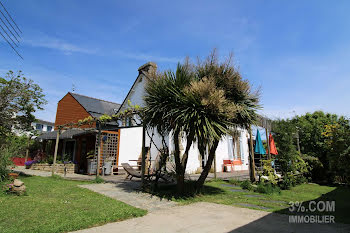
[24,160,37,166]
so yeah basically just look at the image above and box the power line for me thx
[0,29,23,59]
[0,15,19,44]
[0,1,21,34]
[0,1,23,59]
[0,8,20,38]
[0,19,18,46]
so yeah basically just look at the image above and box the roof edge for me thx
[69,92,121,105]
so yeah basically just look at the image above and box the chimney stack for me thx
[138,62,157,76]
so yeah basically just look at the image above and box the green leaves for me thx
[143,50,260,193]
[273,111,350,184]
[0,71,47,140]
[143,50,260,149]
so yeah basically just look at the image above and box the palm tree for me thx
[143,50,260,194]
[143,62,196,193]
[192,51,260,190]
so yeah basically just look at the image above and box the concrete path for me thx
[73,202,350,233]
[80,182,177,212]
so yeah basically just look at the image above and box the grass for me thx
[0,176,146,233]
[152,180,350,224]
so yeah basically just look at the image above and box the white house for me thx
[32,119,55,133]
[117,62,250,174]
[13,118,54,137]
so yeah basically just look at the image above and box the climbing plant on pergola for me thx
[52,104,142,176]
[52,103,168,186]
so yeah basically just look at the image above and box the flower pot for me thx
[103,161,112,175]
[87,159,97,175]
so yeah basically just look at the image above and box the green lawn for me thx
[0,176,146,233]
[154,180,350,224]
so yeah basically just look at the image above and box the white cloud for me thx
[24,35,98,55]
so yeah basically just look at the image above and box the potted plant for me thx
[86,150,97,175]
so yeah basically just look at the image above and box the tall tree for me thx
[0,70,46,181]
[143,61,196,193]
[144,50,260,193]
[272,111,350,184]
[192,51,260,190]
[0,70,46,141]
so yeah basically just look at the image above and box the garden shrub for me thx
[93,176,105,184]
[280,173,296,190]
[0,147,13,182]
[295,175,308,185]
[273,111,350,185]
[240,180,253,191]
[228,178,241,185]
[255,182,280,194]
[261,159,278,185]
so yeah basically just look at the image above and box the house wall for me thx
[54,93,95,129]
[31,122,54,132]
[118,126,167,167]
[118,127,143,167]
[119,73,147,112]
[170,129,251,174]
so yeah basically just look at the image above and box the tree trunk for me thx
[196,139,219,192]
[173,129,184,194]
[181,131,195,171]
[248,126,256,182]
[173,130,195,194]
[24,136,30,163]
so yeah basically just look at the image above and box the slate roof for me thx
[37,128,97,140]
[70,92,121,118]
[35,119,55,126]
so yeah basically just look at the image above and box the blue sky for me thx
[1,0,350,122]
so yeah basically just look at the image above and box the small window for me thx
[47,126,52,131]
[36,124,43,131]
[127,117,132,126]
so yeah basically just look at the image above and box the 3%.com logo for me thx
[289,201,335,213]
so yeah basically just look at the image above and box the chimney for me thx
[138,62,157,76]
